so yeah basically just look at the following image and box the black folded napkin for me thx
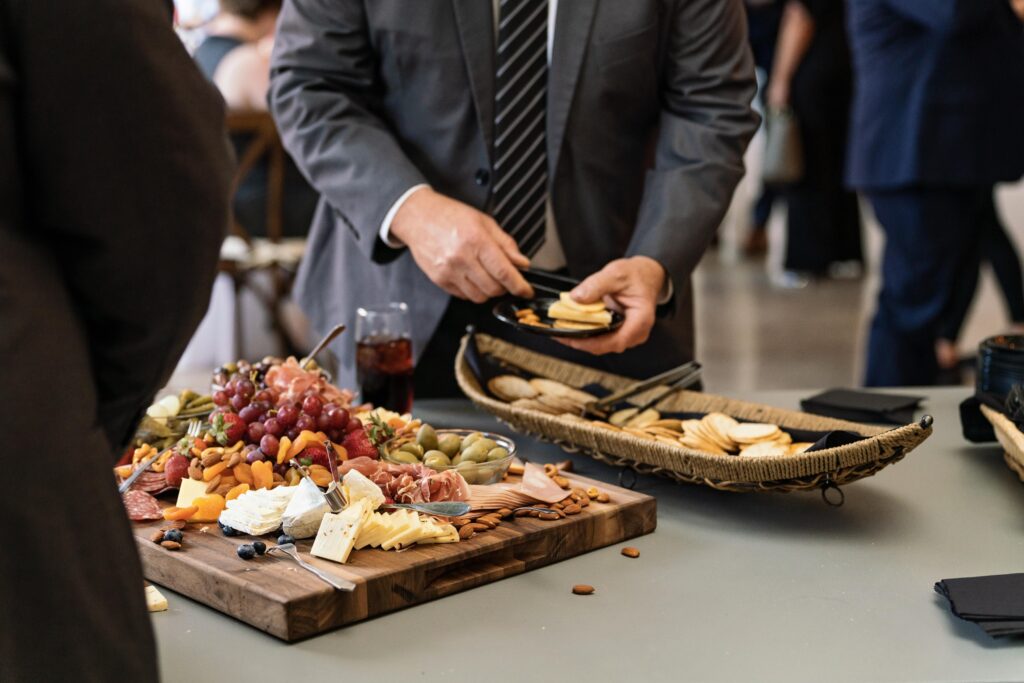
[935,573,1024,637]
[801,388,923,425]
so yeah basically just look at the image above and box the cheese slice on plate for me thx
[558,292,607,313]
[547,301,612,325]
[311,498,371,564]
[175,477,209,509]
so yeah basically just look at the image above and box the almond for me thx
[497,508,513,518]
[596,492,610,503]
[514,508,533,517]
[586,487,600,500]
[225,453,241,469]
[160,540,182,550]
[188,465,203,481]
[201,451,222,467]
[563,503,582,515]
[150,530,166,544]
[621,547,640,558]
[572,584,595,595]
[538,511,560,521]
[553,475,570,489]
[204,475,222,494]
[458,525,476,540]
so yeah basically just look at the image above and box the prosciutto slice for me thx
[337,457,470,503]
[264,357,354,407]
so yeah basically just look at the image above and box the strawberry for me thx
[342,425,379,460]
[300,445,330,468]
[210,411,246,446]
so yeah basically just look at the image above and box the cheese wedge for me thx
[281,477,329,539]
[311,498,371,564]
[175,477,209,509]
[547,301,612,325]
[144,585,168,612]
[558,292,607,313]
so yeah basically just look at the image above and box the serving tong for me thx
[519,268,580,298]
[581,361,703,420]
[118,419,202,494]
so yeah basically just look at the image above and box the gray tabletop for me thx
[151,388,1024,682]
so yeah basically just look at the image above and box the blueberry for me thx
[252,541,267,556]
[163,529,183,544]
[277,534,295,546]
[218,521,239,537]
[236,544,256,560]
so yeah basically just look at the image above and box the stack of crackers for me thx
[487,373,814,459]
[546,293,612,331]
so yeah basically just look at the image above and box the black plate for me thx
[492,297,624,338]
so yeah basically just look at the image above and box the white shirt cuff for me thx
[379,184,430,249]
[657,275,674,305]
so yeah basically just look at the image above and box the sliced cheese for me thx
[175,478,209,509]
[547,301,612,325]
[558,292,607,313]
[382,510,423,550]
[145,585,168,612]
[342,469,385,510]
[311,499,371,564]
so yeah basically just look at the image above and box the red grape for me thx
[295,414,316,432]
[253,390,273,403]
[344,418,363,433]
[277,405,299,427]
[224,384,236,398]
[260,434,280,456]
[317,413,332,431]
[246,450,266,464]
[302,395,323,417]
[287,428,301,441]
[212,390,229,406]
[247,422,265,443]
[263,417,283,438]
[328,408,350,430]
[237,379,255,399]
[230,394,248,411]
[238,405,261,424]
[326,428,343,442]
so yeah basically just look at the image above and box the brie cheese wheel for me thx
[218,486,297,536]
[311,498,371,564]
[342,469,385,510]
[281,477,330,539]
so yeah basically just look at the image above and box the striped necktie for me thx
[492,0,548,258]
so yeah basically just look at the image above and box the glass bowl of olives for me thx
[382,425,516,485]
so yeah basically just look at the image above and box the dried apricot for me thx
[276,436,292,465]
[308,464,332,487]
[189,494,226,522]
[163,505,199,521]
[233,462,253,485]
[251,460,274,490]
[225,483,250,501]
[287,430,320,459]
[285,468,301,486]
[203,460,228,482]
[331,442,348,461]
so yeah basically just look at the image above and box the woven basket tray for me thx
[979,404,1024,483]
[455,333,933,495]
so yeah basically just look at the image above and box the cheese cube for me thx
[175,478,209,509]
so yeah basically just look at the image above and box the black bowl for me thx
[492,297,624,339]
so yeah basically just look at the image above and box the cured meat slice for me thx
[123,490,164,521]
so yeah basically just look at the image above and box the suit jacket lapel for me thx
[452,0,496,162]
[548,0,598,179]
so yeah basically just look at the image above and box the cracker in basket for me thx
[488,375,538,402]
[739,441,790,458]
[609,407,639,427]
[591,420,622,431]
[558,412,588,423]
[648,419,684,432]
[789,442,814,455]
[692,418,735,452]
[511,398,561,415]
[655,435,685,448]
[679,434,729,455]
[528,378,597,405]
[622,427,656,441]
[728,423,782,444]
[704,413,739,445]
[625,408,661,429]
[537,393,584,415]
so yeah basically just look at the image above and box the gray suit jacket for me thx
[270,0,758,386]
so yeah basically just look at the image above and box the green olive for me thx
[416,424,439,451]
[486,447,510,462]
[477,464,501,484]
[224,362,238,374]
[451,453,463,466]
[398,442,424,458]
[456,460,481,484]
[461,441,491,463]
[438,434,463,457]
[462,432,484,448]
[388,450,420,465]
[475,438,498,452]
[423,451,451,469]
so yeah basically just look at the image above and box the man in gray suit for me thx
[270,0,758,392]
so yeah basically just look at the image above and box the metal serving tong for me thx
[582,361,703,420]
[520,268,580,298]
[299,323,346,370]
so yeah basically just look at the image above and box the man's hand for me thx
[390,187,534,303]
[1012,0,1024,21]
[558,257,667,355]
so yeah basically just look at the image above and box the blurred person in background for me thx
[742,0,783,256]
[935,191,1024,381]
[0,0,231,680]
[848,0,1024,387]
[767,0,863,289]
[196,0,318,238]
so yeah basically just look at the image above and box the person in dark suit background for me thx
[847,0,1024,386]
[0,1,231,680]
[269,0,760,394]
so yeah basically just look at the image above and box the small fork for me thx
[119,418,202,494]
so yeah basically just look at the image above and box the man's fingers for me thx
[558,306,653,355]
[464,260,507,300]
[479,241,534,298]
[489,221,531,269]
[570,266,623,304]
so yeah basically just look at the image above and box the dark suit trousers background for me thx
[865,188,985,386]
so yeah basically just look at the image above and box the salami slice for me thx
[131,470,170,494]
[123,490,164,521]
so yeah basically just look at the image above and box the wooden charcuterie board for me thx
[132,471,656,641]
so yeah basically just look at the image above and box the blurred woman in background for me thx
[767,0,862,288]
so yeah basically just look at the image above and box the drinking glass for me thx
[354,303,414,413]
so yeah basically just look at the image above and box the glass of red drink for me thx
[355,303,414,413]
